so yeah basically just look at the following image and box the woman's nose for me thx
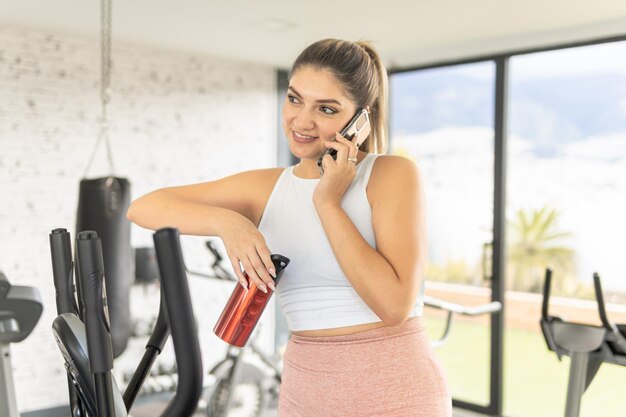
[292,109,315,131]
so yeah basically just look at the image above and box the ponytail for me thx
[355,41,388,154]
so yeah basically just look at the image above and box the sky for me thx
[456,40,626,81]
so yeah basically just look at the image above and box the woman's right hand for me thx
[220,212,277,293]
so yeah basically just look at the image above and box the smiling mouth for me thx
[292,130,319,142]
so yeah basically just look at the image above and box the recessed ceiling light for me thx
[251,18,297,31]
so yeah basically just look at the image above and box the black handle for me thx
[541,268,552,320]
[153,228,203,417]
[0,272,10,300]
[122,290,170,411]
[147,291,170,352]
[50,228,78,315]
[205,240,223,263]
[593,272,617,332]
[76,231,114,373]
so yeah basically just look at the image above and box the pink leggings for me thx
[279,317,452,417]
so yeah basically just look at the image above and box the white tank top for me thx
[258,153,423,331]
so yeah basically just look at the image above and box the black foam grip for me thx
[76,231,114,374]
[76,176,131,358]
[50,228,76,315]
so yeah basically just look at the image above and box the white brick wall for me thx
[0,24,278,412]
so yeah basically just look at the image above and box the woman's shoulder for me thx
[225,167,285,187]
[231,167,285,199]
[232,167,285,225]
[367,154,422,201]
[370,154,420,180]
[239,166,284,178]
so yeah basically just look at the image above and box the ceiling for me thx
[2,0,626,70]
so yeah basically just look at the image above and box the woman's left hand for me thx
[312,131,359,209]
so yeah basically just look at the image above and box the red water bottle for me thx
[214,254,289,347]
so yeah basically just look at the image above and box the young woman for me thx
[127,38,451,417]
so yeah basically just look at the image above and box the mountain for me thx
[390,71,626,157]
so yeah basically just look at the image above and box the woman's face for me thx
[282,66,358,161]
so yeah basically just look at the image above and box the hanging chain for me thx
[85,0,115,176]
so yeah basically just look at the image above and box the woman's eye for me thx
[320,106,337,115]
[287,95,300,104]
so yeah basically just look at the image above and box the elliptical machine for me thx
[0,272,43,417]
[49,227,203,417]
[541,268,626,417]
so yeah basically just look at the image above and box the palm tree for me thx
[507,206,576,294]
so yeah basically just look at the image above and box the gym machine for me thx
[0,271,43,417]
[49,227,203,417]
[541,268,626,417]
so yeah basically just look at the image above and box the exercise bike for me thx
[0,271,43,417]
[127,241,281,417]
[49,227,203,417]
[541,268,626,417]
[422,294,502,349]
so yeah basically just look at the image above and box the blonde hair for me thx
[289,39,389,154]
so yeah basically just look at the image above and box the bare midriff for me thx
[291,317,417,337]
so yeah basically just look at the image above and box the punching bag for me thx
[76,176,131,358]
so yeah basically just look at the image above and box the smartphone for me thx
[317,108,371,175]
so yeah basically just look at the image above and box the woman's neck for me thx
[293,158,321,179]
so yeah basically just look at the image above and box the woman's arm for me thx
[128,188,247,236]
[314,155,427,326]
[127,168,280,231]
[127,168,283,292]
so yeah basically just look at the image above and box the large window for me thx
[389,38,626,417]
